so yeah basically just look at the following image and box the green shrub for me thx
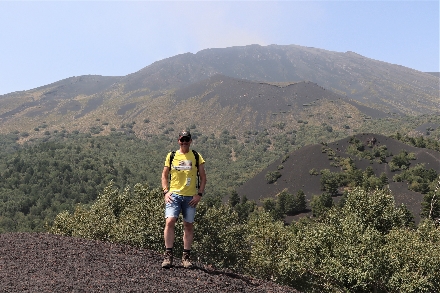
[247,211,290,280]
[265,171,281,184]
[309,168,319,175]
[385,220,440,292]
[262,198,284,221]
[193,204,250,271]
[50,182,166,250]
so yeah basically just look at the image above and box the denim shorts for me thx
[165,193,196,223]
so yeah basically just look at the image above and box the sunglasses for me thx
[179,137,191,142]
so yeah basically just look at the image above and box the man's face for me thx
[179,136,192,146]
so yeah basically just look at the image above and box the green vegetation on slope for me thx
[0,114,439,232]
[0,131,166,231]
[0,126,297,232]
[49,181,440,292]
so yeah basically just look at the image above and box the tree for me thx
[320,169,341,195]
[233,195,256,223]
[421,176,440,220]
[390,150,412,171]
[277,190,290,214]
[396,204,416,229]
[291,189,307,214]
[384,220,440,292]
[311,192,333,217]
[262,198,283,220]
[247,211,290,281]
[228,190,240,207]
[379,172,389,185]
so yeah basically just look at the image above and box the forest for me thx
[0,127,291,232]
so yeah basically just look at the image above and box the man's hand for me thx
[164,191,173,203]
[189,194,202,207]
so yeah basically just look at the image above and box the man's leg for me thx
[183,221,194,250]
[162,217,177,268]
[182,221,194,268]
[181,196,196,268]
[164,217,177,248]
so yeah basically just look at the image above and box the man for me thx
[161,130,206,268]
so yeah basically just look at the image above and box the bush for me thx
[233,195,256,223]
[390,150,412,170]
[277,188,436,292]
[309,168,319,175]
[262,198,283,220]
[265,171,281,184]
[385,220,440,292]
[247,211,290,280]
[320,169,341,195]
[193,204,250,271]
[50,182,166,251]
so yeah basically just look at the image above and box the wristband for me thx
[198,192,203,197]
[163,189,169,194]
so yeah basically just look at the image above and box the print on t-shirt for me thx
[173,160,192,171]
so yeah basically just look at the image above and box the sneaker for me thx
[162,251,173,268]
[182,252,193,269]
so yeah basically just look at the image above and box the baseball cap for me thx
[178,130,191,138]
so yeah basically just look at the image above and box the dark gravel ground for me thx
[0,233,299,293]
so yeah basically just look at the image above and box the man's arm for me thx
[161,166,170,191]
[189,163,206,207]
[162,167,173,203]
[198,163,207,194]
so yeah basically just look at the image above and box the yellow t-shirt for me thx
[165,150,205,196]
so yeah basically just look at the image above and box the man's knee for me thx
[183,221,194,231]
[165,217,177,227]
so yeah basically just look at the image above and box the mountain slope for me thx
[174,74,390,117]
[0,75,122,119]
[237,133,440,223]
[0,44,438,139]
[123,44,439,114]
[0,73,393,140]
[168,74,391,134]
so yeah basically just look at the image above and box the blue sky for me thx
[0,1,438,96]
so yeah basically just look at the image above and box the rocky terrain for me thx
[0,233,299,293]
